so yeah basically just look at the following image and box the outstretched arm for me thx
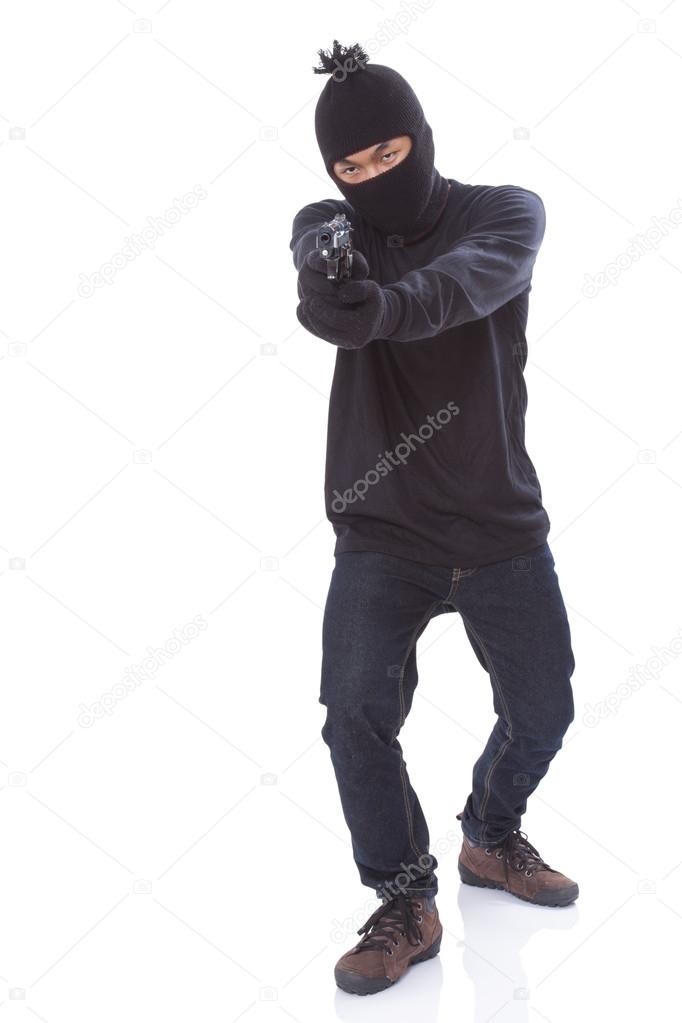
[378,186,546,342]
[290,187,545,349]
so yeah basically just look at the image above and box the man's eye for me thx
[381,151,397,162]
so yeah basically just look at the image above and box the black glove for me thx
[296,249,389,350]
[297,247,369,301]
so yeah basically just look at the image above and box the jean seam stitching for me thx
[395,598,443,863]
[459,614,514,845]
[445,570,461,604]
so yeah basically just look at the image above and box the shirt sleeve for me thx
[290,200,347,273]
[378,186,546,343]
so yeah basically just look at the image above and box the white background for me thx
[1,1,682,1020]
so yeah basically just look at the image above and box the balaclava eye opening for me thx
[313,40,450,244]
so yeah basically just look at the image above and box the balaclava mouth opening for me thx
[313,40,450,244]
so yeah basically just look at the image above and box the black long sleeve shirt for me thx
[290,178,551,569]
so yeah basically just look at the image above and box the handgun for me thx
[316,213,354,282]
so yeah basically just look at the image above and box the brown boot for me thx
[334,892,443,995]
[458,826,579,907]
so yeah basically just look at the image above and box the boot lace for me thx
[488,829,557,885]
[352,894,425,957]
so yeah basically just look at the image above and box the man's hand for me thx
[296,249,389,350]
[297,247,369,299]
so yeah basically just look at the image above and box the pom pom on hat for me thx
[312,39,369,78]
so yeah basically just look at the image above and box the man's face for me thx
[332,135,412,184]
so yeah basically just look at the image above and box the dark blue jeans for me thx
[319,542,575,900]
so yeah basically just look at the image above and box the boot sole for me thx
[334,929,443,996]
[458,862,579,907]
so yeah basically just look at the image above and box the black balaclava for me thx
[313,40,450,244]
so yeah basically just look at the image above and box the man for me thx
[290,40,578,997]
